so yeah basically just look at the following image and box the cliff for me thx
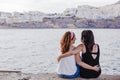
[64,0,120,19]
[0,0,120,28]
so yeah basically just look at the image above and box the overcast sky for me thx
[0,0,119,13]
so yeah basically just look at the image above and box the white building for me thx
[12,12,30,23]
[6,11,46,23]
[0,18,6,24]
[0,12,12,19]
[29,11,45,22]
[63,8,77,16]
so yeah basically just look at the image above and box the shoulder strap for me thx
[95,44,100,58]
[97,44,100,54]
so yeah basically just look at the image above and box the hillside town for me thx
[0,0,120,28]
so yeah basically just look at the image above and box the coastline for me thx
[0,25,120,29]
[0,71,120,80]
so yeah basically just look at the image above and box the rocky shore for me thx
[0,71,120,80]
[0,16,120,29]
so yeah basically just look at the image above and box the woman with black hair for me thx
[79,30,101,78]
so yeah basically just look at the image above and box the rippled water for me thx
[0,29,120,75]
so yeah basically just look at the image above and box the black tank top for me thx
[80,44,101,78]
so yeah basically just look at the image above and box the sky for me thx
[0,0,119,13]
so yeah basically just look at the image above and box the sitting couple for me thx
[57,30,101,79]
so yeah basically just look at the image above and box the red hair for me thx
[60,31,75,54]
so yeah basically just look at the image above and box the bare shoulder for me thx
[76,44,84,48]
[76,44,85,53]
[92,44,99,52]
[93,44,99,48]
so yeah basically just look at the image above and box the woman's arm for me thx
[75,53,99,71]
[57,52,71,62]
[57,44,82,62]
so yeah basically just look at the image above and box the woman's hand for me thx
[57,55,61,62]
[92,65,100,71]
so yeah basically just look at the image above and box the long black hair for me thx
[81,30,95,51]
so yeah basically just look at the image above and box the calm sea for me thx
[0,29,120,75]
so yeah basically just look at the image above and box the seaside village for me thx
[0,1,120,28]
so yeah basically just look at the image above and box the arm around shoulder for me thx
[71,44,82,55]
[57,51,72,62]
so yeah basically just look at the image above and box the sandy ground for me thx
[0,71,120,80]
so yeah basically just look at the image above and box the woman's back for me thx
[57,31,80,78]
[80,44,101,78]
[57,55,77,75]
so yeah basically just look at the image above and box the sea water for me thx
[0,29,120,75]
